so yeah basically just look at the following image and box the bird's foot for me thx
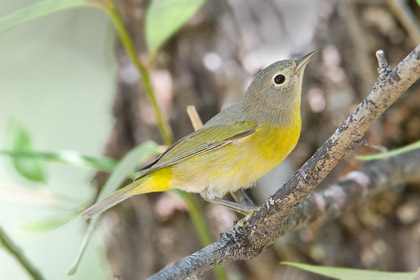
[233,207,260,233]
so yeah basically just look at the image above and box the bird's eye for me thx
[273,74,286,85]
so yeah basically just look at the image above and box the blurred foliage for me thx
[0,0,100,34]
[2,123,160,275]
[0,149,118,173]
[145,0,205,60]
[21,213,77,233]
[357,141,420,161]
[5,120,47,183]
[68,140,161,275]
[2,125,160,274]
[283,262,418,280]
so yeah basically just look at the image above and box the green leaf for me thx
[283,262,418,280]
[0,0,102,34]
[67,141,160,275]
[5,120,47,183]
[145,0,205,57]
[0,150,118,173]
[21,213,75,233]
[357,140,420,161]
[417,0,420,6]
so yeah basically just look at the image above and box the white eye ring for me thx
[273,74,286,85]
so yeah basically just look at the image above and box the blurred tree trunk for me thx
[96,0,420,279]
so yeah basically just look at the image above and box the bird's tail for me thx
[81,171,172,219]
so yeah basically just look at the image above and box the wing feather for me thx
[136,121,257,179]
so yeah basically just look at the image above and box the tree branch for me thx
[148,45,420,280]
[279,149,420,236]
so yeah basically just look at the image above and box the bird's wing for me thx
[136,120,257,178]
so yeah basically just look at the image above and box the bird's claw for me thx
[233,207,259,233]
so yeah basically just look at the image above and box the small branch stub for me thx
[376,50,391,79]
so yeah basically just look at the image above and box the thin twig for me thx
[387,0,420,45]
[186,106,204,130]
[0,225,44,280]
[149,45,420,280]
[362,139,388,153]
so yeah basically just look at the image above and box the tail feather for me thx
[81,180,140,219]
[81,169,173,219]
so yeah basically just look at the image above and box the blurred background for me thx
[1,0,420,279]
[0,0,115,279]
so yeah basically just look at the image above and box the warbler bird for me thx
[82,51,315,218]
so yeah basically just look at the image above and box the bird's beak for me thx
[295,51,316,74]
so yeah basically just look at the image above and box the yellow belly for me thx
[166,122,301,197]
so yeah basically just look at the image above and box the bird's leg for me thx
[230,188,256,207]
[200,193,259,215]
[229,188,259,230]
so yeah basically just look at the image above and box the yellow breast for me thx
[234,120,301,184]
[169,118,302,197]
[255,121,301,163]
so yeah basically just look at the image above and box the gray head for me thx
[241,51,315,125]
